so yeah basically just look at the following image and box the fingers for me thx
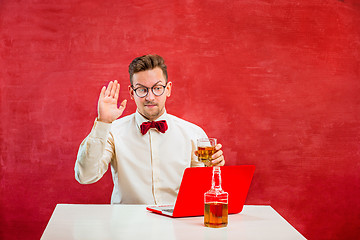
[211,144,223,160]
[215,143,222,151]
[105,81,113,97]
[100,86,106,99]
[104,80,120,99]
[204,161,212,167]
[114,80,120,100]
[211,150,224,165]
[211,156,225,166]
[211,149,223,160]
[211,143,225,166]
[203,156,225,167]
[110,80,118,98]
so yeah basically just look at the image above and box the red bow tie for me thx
[140,120,168,135]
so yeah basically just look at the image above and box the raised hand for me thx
[97,80,127,123]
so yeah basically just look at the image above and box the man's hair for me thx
[128,54,168,85]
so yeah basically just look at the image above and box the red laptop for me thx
[146,165,255,217]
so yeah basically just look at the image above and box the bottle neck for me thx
[211,166,222,190]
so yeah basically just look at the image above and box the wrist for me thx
[97,117,113,124]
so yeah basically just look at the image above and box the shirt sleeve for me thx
[74,119,115,184]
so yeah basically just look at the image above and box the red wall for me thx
[1,0,359,239]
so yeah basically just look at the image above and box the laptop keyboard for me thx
[162,208,174,213]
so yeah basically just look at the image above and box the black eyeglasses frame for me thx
[131,83,167,98]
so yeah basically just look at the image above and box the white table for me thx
[41,204,306,240]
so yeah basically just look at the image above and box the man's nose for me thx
[146,89,156,101]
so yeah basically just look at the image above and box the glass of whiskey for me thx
[197,138,217,166]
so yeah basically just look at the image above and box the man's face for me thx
[129,67,172,121]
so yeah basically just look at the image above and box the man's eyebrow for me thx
[134,81,163,87]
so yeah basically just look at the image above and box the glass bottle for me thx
[204,166,228,228]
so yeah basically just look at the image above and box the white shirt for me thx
[75,110,207,204]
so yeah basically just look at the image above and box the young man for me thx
[75,54,225,204]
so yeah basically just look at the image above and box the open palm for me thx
[98,80,127,123]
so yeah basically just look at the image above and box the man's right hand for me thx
[97,80,127,123]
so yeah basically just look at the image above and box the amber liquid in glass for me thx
[198,146,216,163]
[204,202,228,228]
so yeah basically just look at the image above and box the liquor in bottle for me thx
[204,166,228,228]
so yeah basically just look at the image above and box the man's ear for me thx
[166,81,172,97]
[128,85,134,100]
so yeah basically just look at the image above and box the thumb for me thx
[119,99,127,111]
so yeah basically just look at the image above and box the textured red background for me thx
[1,0,359,239]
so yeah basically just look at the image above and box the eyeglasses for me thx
[131,83,167,98]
